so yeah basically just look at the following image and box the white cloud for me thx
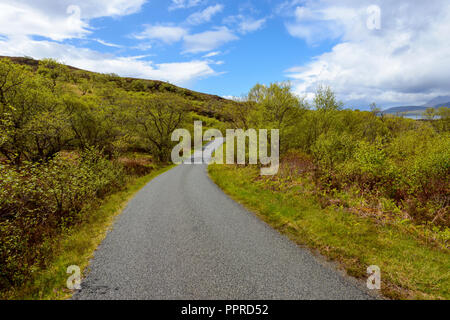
[0,0,146,41]
[224,15,267,34]
[222,95,245,101]
[134,25,188,44]
[0,2,88,40]
[187,5,224,25]
[94,39,123,48]
[144,60,216,84]
[33,0,146,18]
[134,24,237,56]
[239,17,267,34]
[222,95,238,100]
[132,43,153,51]
[0,0,222,86]
[169,0,202,11]
[283,0,450,106]
[183,27,238,54]
[285,4,360,44]
[203,51,221,58]
[0,36,217,85]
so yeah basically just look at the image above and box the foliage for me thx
[0,57,225,164]
[209,164,450,300]
[1,56,449,298]
[0,56,223,294]
[230,82,449,228]
[0,148,124,288]
[132,93,189,162]
[1,165,173,300]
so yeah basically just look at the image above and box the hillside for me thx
[434,102,450,108]
[1,55,240,296]
[382,106,429,114]
[0,55,235,121]
[423,96,450,108]
[383,96,450,115]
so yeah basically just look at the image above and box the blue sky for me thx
[84,0,332,97]
[1,0,450,109]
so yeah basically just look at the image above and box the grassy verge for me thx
[3,165,175,300]
[208,164,450,300]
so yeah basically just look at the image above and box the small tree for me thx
[423,107,436,121]
[133,93,189,163]
[37,59,69,90]
[370,102,381,116]
[314,85,343,112]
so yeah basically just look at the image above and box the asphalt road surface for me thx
[73,139,375,300]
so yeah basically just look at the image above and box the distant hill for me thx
[0,55,238,121]
[382,106,429,114]
[423,96,450,108]
[434,102,450,108]
[382,96,450,115]
[0,56,226,102]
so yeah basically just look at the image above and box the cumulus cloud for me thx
[133,23,237,55]
[0,2,87,40]
[134,25,188,44]
[27,0,147,18]
[0,36,216,85]
[0,0,222,85]
[183,27,238,54]
[187,5,224,25]
[285,5,357,44]
[0,0,146,40]
[282,0,450,106]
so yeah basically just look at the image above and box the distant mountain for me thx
[423,96,450,108]
[382,96,450,115]
[382,106,429,115]
[433,102,450,108]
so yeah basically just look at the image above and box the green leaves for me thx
[311,131,356,170]
[240,81,448,228]
[132,92,190,163]
[0,148,125,288]
[314,85,343,112]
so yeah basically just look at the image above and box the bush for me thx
[0,148,125,288]
[311,132,356,170]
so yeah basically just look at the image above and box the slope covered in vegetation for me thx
[221,83,449,229]
[0,56,232,297]
[210,83,449,299]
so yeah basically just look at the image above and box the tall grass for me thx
[209,164,450,300]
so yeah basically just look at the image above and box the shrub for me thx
[311,132,356,170]
[0,148,125,289]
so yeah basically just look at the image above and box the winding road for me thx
[74,139,374,300]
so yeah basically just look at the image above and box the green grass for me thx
[208,164,450,300]
[3,165,175,300]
